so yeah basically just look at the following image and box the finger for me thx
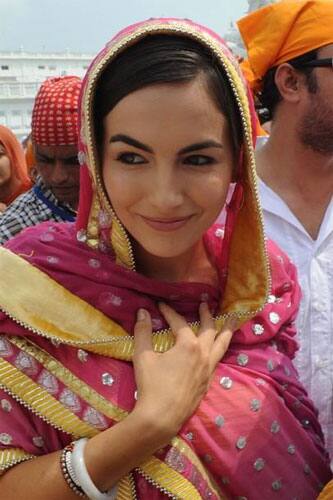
[158,303,194,342]
[197,302,217,341]
[133,309,153,358]
[210,319,236,368]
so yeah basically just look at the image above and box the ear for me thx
[274,63,303,104]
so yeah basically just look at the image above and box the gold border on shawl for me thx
[138,456,202,499]
[0,357,97,438]
[8,336,128,423]
[0,248,232,361]
[0,448,35,474]
[171,437,225,499]
[0,247,128,347]
[0,347,208,499]
[116,474,137,500]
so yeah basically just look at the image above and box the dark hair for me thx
[258,49,318,119]
[94,35,243,158]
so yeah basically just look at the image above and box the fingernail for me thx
[137,308,147,321]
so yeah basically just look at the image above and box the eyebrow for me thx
[109,134,223,155]
[109,134,153,153]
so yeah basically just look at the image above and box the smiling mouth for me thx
[140,215,194,232]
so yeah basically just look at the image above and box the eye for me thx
[183,154,216,166]
[64,156,80,166]
[36,156,49,163]
[116,152,147,165]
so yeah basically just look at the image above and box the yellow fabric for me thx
[317,480,333,500]
[237,0,333,90]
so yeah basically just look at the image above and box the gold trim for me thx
[0,448,35,474]
[138,456,202,499]
[0,346,211,498]
[172,437,224,499]
[0,357,97,438]
[8,336,128,423]
[0,247,129,348]
[116,474,137,500]
[0,248,239,361]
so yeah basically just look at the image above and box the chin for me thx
[134,238,196,260]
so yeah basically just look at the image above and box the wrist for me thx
[130,403,179,443]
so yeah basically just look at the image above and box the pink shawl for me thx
[0,18,331,499]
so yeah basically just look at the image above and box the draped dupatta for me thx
[0,18,331,499]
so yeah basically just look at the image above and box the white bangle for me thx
[71,438,117,500]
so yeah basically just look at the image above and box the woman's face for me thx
[0,143,11,187]
[102,76,235,260]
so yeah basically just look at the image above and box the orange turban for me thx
[237,0,333,90]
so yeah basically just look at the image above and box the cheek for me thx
[37,163,51,180]
[103,167,142,216]
[0,158,11,180]
[196,171,232,216]
[70,166,81,184]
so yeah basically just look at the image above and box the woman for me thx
[0,19,331,499]
[0,125,31,212]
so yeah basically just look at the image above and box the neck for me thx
[134,239,218,285]
[256,119,333,239]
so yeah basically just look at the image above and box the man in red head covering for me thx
[0,76,81,244]
[238,0,333,464]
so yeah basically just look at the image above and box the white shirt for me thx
[259,178,333,462]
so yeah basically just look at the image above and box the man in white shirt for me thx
[238,1,333,462]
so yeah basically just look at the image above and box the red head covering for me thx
[31,76,81,146]
[0,125,31,205]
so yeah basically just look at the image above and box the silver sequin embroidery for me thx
[102,372,114,386]
[236,436,247,450]
[237,353,249,367]
[269,312,280,325]
[254,458,265,471]
[220,376,233,389]
[252,324,264,336]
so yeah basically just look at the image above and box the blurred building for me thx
[0,50,92,141]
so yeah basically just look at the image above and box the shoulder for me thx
[0,190,53,245]
[3,221,74,254]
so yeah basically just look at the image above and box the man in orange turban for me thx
[238,0,333,469]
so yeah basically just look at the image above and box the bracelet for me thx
[71,438,117,500]
[60,443,85,497]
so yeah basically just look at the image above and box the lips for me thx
[140,215,193,232]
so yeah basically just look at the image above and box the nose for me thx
[148,166,184,211]
[50,159,69,185]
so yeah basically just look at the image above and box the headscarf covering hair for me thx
[237,0,333,91]
[0,125,31,205]
[31,76,81,146]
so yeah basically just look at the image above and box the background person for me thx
[0,76,81,244]
[238,0,333,463]
[0,125,31,213]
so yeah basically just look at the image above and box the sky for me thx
[0,0,249,54]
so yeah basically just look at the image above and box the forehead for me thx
[317,43,333,58]
[104,78,228,141]
[35,144,78,158]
